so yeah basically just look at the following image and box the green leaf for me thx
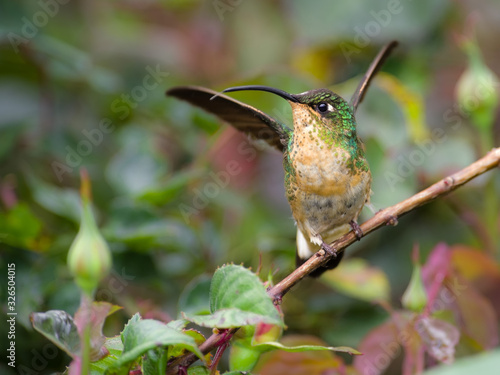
[230,340,262,372]
[0,203,42,248]
[103,204,197,251]
[178,274,211,317]
[89,336,123,375]
[252,341,361,355]
[169,329,205,358]
[377,72,429,142]
[141,348,168,375]
[25,174,81,223]
[138,169,205,206]
[187,366,210,375]
[230,330,359,374]
[30,310,81,358]
[210,265,281,320]
[321,258,390,302]
[166,319,190,331]
[254,335,349,374]
[422,348,500,375]
[0,125,24,163]
[184,308,281,329]
[184,265,283,329]
[106,314,204,375]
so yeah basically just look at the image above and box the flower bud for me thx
[402,249,427,312]
[456,38,499,132]
[68,172,111,296]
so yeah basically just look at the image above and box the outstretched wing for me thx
[350,40,399,113]
[166,86,290,151]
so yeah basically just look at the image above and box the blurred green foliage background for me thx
[0,0,499,374]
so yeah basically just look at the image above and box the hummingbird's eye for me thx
[317,103,328,113]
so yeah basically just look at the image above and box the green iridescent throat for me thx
[293,93,367,172]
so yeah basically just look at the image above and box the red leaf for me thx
[354,314,408,375]
[421,243,452,291]
[451,245,500,315]
[448,277,499,350]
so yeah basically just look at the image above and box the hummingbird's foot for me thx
[349,220,363,240]
[320,241,338,258]
[374,210,399,226]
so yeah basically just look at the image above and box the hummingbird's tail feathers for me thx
[350,40,399,112]
[296,228,317,260]
[166,86,290,151]
[295,225,350,277]
[295,247,345,278]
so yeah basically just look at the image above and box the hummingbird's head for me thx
[220,85,355,131]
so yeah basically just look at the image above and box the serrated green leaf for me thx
[107,315,204,375]
[184,308,281,329]
[166,319,190,331]
[209,265,282,326]
[183,266,283,329]
[141,348,168,375]
[103,336,124,354]
[169,329,205,358]
[30,310,80,358]
[90,337,123,375]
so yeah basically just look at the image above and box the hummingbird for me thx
[167,41,397,276]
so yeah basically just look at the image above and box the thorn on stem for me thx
[386,215,399,226]
[443,177,455,186]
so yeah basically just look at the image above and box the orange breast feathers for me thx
[290,142,367,197]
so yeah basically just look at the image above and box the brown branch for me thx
[269,147,500,299]
[166,147,500,374]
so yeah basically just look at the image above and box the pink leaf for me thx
[74,300,122,361]
[449,277,499,350]
[421,243,451,291]
[354,316,403,375]
[68,357,81,375]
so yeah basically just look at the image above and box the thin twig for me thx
[166,147,500,374]
[268,147,500,299]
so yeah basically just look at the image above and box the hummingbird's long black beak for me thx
[218,85,299,103]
